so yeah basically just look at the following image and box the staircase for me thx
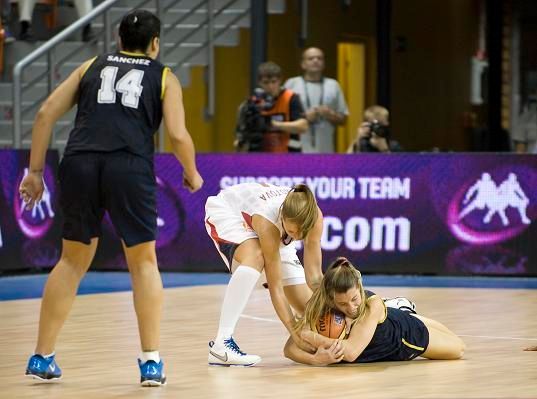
[0,0,285,149]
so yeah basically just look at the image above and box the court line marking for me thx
[241,314,537,341]
[457,334,537,341]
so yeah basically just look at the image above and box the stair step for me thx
[0,120,73,147]
[107,7,250,28]
[109,0,284,13]
[1,0,287,150]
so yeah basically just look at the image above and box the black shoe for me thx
[82,25,96,42]
[19,21,35,41]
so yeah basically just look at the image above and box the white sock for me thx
[40,352,54,359]
[215,266,260,343]
[139,351,160,364]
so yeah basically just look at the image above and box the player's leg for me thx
[280,249,311,316]
[284,284,312,316]
[26,154,102,381]
[122,240,166,386]
[414,315,465,360]
[205,196,262,366]
[26,239,98,381]
[103,152,166,385]
[208,238,263,367]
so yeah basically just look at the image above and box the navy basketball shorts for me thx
[393,313,430,360]
[58,151,157,247]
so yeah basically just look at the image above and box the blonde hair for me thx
[364,105,389,124]
[280,184,318,240]
[296,257,368,333]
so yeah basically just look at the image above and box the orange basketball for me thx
[315,310,346,339]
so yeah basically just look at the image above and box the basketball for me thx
[315,310,346,339]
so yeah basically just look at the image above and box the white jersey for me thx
[205,183,305,285]
[218,182,292,238]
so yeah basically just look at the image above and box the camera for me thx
[368,120,390,138]
[358,119,391,152]
[237,88,275,152]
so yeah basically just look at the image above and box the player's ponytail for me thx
[280,184,318,240]
[119,9,161,52]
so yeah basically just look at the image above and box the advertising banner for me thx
[1,151,536,276]
[0,150,61,272]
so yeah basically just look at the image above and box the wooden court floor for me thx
[1,283,536,399]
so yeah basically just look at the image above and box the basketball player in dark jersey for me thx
[284,257,465,366]
[19,9,203,386]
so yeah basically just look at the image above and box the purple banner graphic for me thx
[0,150,61,272]
[1,151,536,276]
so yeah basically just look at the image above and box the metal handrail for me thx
[11,0,253,149]
[13,0,121,147]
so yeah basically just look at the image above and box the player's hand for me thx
[313,340,344,365]
[293,331,316,353]
[300,329,315,345]
[183,170,203,193]
[19,171,45,210]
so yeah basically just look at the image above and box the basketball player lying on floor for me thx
[284,257,466,366]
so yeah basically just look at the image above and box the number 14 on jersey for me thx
[97,66,145,109]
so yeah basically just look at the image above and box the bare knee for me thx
[128,260,159,276]
[445,337,466,360]
[59,242,96,277]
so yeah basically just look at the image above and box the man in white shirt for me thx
[513,91,537,154]
[284,47,348,153]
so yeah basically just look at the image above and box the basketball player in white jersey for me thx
[205,183,323,366]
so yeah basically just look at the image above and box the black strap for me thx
[302,77,324,147]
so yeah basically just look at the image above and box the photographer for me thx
[347,105,403,153]
[235,62,308,152]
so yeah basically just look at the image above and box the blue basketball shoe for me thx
[138,359,166,386]
[25,354,62,381]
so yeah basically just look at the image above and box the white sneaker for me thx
[208,337,261,367]
[383,296,417,314]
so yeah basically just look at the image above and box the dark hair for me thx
[119,9,161,52]
[257,62,282,80]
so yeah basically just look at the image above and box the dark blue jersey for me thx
[347,290,429,363]
[64,51,168,162]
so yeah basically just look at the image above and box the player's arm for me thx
[28,59,90,175]
[252,215,296,334]
[162,70,203,192]
[339,297,384,362]
[284,335,343,366]
[302,207,324,291]
[301,296,384,362]
[20,59,90,208]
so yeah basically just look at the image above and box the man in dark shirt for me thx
[235,62,308,152]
